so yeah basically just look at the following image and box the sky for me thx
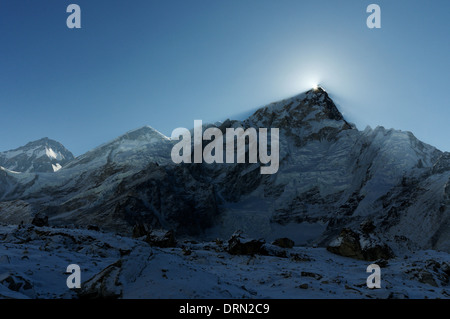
[0,0,449,156]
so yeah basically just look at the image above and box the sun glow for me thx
[307,78,321,91]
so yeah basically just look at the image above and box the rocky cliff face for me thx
[0,88,448,254]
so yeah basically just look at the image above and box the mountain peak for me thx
[63,124,173,170]
[0,137,74,173]
[311,85,326,93]
[23,137,69,150]
[246,87,348,130]
[308,87,344,121]
[120,125,169,141]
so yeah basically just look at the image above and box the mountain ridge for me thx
[0,88,448,254]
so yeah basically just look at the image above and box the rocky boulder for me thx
[31,213,48,227]
[227,231,265,255]
[272,237,295,249]
[260,244,288,258]
[132,223,151,238]
[327,228,394,261]
[145,229,176,248]
[78,260,122,299]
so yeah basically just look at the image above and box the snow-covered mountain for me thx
[0,137,74,173]
[0,87,448,255]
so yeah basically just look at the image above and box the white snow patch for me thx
[45,147,62,160]
[0,166,20,174]
[52,163,62,172]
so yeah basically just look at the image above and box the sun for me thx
[308,79,320,91]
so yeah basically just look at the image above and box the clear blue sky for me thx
[0,0,449,156]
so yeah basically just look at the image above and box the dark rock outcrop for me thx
[272,238,295,249]
[145,229,176,248]
[31,213,49,227]
[227,231,265,255]
[78,260,123,299]
[327,228,394,261]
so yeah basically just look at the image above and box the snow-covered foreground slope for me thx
[0,225,448,299]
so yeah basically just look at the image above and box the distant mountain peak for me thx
[0,138,74,173]
[22,137,70,150]
[62,124,173,171]
[120,125,169,141]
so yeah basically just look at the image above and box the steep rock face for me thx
[203,88,448,253]
[0,88,448,254]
